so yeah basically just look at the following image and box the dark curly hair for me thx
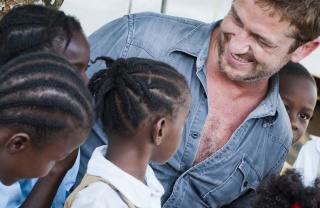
[252,169,320,208]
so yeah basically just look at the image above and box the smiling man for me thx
[79,0,320,207]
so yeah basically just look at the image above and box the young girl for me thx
[65,57,191,208]
[0,4,91,208]
[0,4,90,84]
[278,61,318,175]
[0,51,93,200]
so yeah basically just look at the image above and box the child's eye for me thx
[299,113,310,121]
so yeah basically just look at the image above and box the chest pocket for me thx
[203,156,261,206]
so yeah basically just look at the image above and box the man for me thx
[80,0,320,206]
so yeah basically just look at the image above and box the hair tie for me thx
[292,203,301,208]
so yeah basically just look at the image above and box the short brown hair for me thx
[254,0,320,52]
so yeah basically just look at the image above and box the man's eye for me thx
[257,38,270,48]
[233,16,239,23]
[231,15,242,26]
[299,113,310,121]
[258,40,268,47]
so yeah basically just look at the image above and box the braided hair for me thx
[0,51,94,148]
[252,169,320,208]
[89,57,190,136]
[0,4,82,66]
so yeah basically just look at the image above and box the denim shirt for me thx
[83,12,292,207]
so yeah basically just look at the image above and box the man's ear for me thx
[5,133,30,154]
[291,38,320,63]
[152,118,166,146]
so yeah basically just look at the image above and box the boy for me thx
[279,61,317,174]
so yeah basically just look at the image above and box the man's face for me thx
[218,0,296,82]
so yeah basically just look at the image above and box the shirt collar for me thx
[168,20,221,60]
[87,146,164,207]
[248,73,280,119]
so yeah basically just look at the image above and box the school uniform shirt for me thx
[71,145,164,208]
[293,138,320,186]
[0,151,80,208]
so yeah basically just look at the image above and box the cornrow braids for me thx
[89,56,190,136]
[0,4,82,66]
[0,51,94,148]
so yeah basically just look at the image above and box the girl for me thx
[0,51,93,203]
[0,4,91,208]
[0,4,90,84]
[66,57,191,208]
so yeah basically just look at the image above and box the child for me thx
[278,61,318,174]
[0,4,90,84]
[0,4,91,208]
[279,61,317,145]
[65,57,191,208]
[0,51,93,200]
[252,169,320,208]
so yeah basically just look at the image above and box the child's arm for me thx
[20,149,79,208]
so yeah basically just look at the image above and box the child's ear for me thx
[152,118,166,146]
[5,133,30,154]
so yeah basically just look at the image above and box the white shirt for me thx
[71,145,164,208]
[293,138,320,186]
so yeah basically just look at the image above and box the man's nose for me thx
[229,31,252,55]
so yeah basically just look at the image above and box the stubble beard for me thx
[217,31,285,83]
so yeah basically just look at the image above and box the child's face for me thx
[60,31,90,85]
[0,128,87,185]
[279,76,317,144]
[151,92,191,164]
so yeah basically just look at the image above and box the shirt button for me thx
[191,132,199,139]
[243,181,248,188]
